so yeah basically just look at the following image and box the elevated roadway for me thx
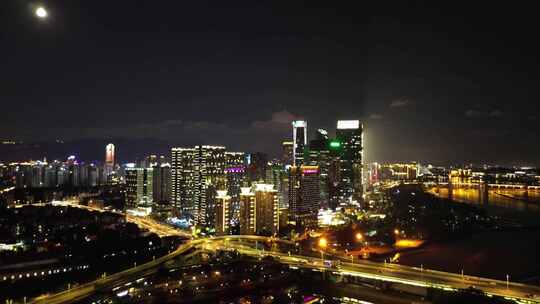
[32,235,540,303]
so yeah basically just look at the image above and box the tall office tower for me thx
[247,152,268,183]
[282,141,294,165]
[125,167,154,208]
[327,140,342,209]
[336,120,363,203]
[225,152,246,222]
[153,163,171,205]
[308,129,331,205]
[288,165,321,229]
[215,190,231,235]
[171,147,196,217]
[292,120,307,166]
[253,183,279,235]
[105,143,115,177]
[193,145,226,226]
[239,187,256,235]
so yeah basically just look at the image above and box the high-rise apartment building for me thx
[171,147,196,215]
[153,163,171,205]
[171,146,226,226]
[253,183,279,235]
[125,167,154,208]
[239,187,256,235]
[215,190,231,235]
[193,145,226,226]
[239,184,279,235]
[288,165,320,228]
[225,152,246,223]
[336,120,363,203]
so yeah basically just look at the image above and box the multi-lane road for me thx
[20,202,540,303]
[31,235,540,304]
[222,242,540,303]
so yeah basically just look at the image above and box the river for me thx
[429,187,540,225]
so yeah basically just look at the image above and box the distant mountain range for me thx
[0,138,173,163]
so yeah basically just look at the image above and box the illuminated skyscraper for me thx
[239,184,279,235]
[193,145,226,226]
[171,147,196,216]
[247,152,267,183]
[288,165,320,228]
[309,129,331,205]
[282,141,294,165]
[239,187,256,235]
[265,160,285,208]
[171,145,226,226]
[253,183,279,235]
[125,167,154,208]
[215,190,232,235]
[336,120,363,203]
[292,120,307,166]
[225,152,246,222]
[105,143,115,176]
[153,163,171,205]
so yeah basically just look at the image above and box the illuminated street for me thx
[31,235,540,303]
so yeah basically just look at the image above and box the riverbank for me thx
[397,229,540,284]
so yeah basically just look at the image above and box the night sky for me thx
[1,1,539,165]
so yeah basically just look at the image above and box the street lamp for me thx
[355,232,363,241]
[318,237,327,261]
[318,237,328,248]
[394,229,400,236]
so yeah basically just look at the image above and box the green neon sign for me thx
[330,141,340,148]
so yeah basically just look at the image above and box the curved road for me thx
[31,234,540,304]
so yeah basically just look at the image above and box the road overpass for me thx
[219,243,540,303]
[31,235,540,304]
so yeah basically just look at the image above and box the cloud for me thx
[369,113,383,120]
[48,110,305,155]
[252,110,303,132]
[489,109,502,117]
[465,109,503,118]
[389,98,409,108]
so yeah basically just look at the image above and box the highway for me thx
[31,235,540,303]
[210,239,540,303]
[21,201,192,238]
[32,240,204,304]
[19,202,540,303]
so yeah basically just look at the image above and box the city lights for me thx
[2,3,539,303]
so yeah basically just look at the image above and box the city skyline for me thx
[1,2,539,165]
[2,3,540,303]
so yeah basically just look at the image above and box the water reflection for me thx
[429,187,540,224]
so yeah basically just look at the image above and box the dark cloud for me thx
[465,109,503,118]
[1,2,539,164]
[389,99,410,108]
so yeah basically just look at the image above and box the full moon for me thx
[35,7,48,19]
